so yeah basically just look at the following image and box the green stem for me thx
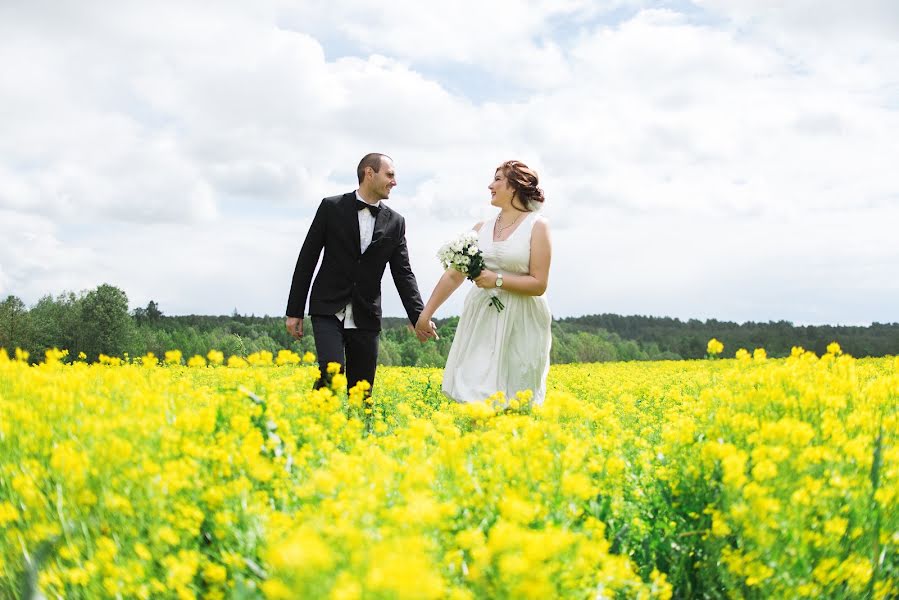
[867,425,883,598]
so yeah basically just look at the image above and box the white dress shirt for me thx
[337,190,381,328]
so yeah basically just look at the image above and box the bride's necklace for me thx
[494,212,522,238]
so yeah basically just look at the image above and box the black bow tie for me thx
[356,199,381,216]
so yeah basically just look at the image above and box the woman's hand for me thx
[473,269,498,289]
[414,314,438,341]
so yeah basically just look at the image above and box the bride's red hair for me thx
[497,160,544,211]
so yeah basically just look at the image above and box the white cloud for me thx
[0,1,896,325]
[275,0,594,87]
[0,210,99,300]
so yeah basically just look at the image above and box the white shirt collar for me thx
[355,190,381,208]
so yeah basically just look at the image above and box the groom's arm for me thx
[285,200,327,318]
[388,218,425,325]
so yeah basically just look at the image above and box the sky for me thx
[1,0,897,326]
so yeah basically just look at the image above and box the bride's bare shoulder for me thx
[472,221,485,232]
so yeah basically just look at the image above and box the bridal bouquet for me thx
[437,231,505,312]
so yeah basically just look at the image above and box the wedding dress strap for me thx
[521,211,539,235]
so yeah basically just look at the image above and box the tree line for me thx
[2,285,896,365]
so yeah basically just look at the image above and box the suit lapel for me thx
[365,205,390,254]
[342,193,362,256]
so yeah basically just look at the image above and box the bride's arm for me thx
[473,219,551,296]
[414,222,482,335]
[417,269,466,325]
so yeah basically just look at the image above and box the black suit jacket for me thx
[286,192,424,331]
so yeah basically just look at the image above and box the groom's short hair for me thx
[357,153,391,184]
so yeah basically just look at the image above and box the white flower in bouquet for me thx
[437,231,504,312]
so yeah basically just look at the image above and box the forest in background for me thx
[2,284,897,366]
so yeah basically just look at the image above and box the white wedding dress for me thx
[442,211,552,405]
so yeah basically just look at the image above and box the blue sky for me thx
[1,0,897,325]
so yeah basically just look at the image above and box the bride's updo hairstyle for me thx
[498,160,545,212]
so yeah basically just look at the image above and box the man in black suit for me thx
[285,153,436,393]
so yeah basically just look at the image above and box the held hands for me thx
[473,269,499,289]
[285,316,303,339]
[288,314,436,342]
[413,315,439,342]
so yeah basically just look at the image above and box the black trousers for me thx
[310,315,379,393]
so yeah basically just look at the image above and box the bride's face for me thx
[488,170,514,207]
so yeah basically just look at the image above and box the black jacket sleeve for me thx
[388,217,425,325]
[285,200,327,317]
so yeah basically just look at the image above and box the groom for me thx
[285,153,436,393]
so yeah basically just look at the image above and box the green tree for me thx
[247,334,279,354]
[572,331,617,362]
[414,341,445,368]
[133,300,163,325]
[28,292,80,359]
[219,334,247,358]
[78,284,133,360]
[378,337,401,366]
[0,295,30,352]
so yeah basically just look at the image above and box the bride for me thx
[415,160,552,405]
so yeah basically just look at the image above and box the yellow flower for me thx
[329,571,362,600]
[50,441,90,486]
[707,338,724,356]
[261,579,293,599]
[202,562,227,585]
[227,355,248,368]
[78,489,98,506]
[561,471,596,501]
[267,526,334,572]
[45,347,68,363]
[1,342,893,599]
[276,349,301,366]
[247,351,273,366]
[751,459,777,481]
[187,355,207,368]
[64,567,90,586]
[156,526,179,546]
[331,373,348,393]
[0,501,19,526]
[824,517,848,536]
[134,543,152,561]
[163,549,200,589]
[709,510,731,537]
[165,350,183,365]
[98,353,124,366]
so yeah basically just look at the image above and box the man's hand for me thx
[407,323,431,342]
[286,316,304,339]
[414,316,439,342]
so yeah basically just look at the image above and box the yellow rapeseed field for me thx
[0,345,896,599]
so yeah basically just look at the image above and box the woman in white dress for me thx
[415,160,552,405]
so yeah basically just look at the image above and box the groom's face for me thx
[369,158,397,200]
